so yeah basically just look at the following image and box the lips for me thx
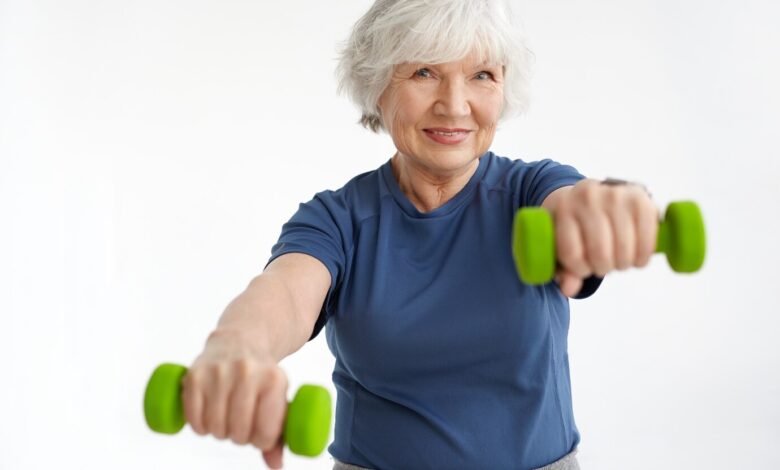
[424,128,471,134]
[423,128,471,144]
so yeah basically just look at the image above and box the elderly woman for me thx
[182,0,658,469]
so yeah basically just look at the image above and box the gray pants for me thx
[333,447,580,470]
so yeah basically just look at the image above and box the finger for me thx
[204,365,231,440]
[182,371,206,435]
[576,208,614,277]
[634,199,659,267]
[608,196,636,271]
[262,441,284,470]
[227,364,258,445]
[249,368,288,452]
[555,212,591,279]
[556,269,583,298]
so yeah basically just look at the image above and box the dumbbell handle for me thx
[513,200,706,285]
[144,363,331,457]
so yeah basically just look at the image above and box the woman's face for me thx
[378,52,504,178]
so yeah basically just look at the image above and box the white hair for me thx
[335,0,535,133]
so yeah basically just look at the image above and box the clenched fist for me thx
[543,178,659,298]
[182,330,290,469]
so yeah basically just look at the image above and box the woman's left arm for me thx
[541,179,659,298]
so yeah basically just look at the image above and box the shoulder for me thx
[480,151,535,191]
[306,163,384,223]
[480,151,586,208]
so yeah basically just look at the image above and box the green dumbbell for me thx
[144,363,332,457]
[512,201,706,285]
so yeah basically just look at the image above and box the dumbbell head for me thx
[512,207,555,285]
[144,363,188,434]
[285,384,332,456]
[659,201,706,273]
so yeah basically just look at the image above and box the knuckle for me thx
[640,196,659,220]
[266,366,288,390]
[604,186,621,205]
[633,196,654,222]
[629,190,645,208]
[631,184,652,201]
[554,194,571,213]
[580,185,598,206]
[213,361,230,380]
[234,357,255,379]
[183,367,205,390]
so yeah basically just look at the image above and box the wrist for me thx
[205,327,275,360]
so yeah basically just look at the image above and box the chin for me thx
[428,151,479,169]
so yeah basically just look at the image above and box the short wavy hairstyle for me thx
[335,0,535,134]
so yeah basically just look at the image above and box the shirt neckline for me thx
[380,151,492,219]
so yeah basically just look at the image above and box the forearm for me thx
[208,274,310,363]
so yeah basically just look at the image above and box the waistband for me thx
[332,446,580,470]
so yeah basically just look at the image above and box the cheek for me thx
[383,92,413,129]
[477,96,503,131]
[396,93,426,124]
[386,104,418,148]
[393,105,425,140]
[488,93,504,117]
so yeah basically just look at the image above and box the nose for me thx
[433,78,471,119]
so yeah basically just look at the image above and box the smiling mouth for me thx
[422,129,472,144]
[424,128,472,136]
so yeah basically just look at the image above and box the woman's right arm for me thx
[182,252,331,469]
[210,252,331,362]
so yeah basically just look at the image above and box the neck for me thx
[391,153,480,213]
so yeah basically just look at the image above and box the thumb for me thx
[262,442,283,469]
[555,269,583,298]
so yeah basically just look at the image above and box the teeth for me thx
[430,131,464,136]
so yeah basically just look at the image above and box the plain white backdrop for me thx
[2,0,779,468]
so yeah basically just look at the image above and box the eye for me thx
[414,68,432,78]
[475,71,495,80]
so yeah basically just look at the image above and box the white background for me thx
[2,0,779,469]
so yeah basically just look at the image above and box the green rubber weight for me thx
[144,363,332,457]
[144,363,188,434]
[512,200,706,285]
[656,201,706,273]
[512,207,556,285]
[285,385,333,456]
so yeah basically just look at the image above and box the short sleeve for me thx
[265,190,352,340]
[518,158,586,208]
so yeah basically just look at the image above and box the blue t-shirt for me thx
[267,151,602,469]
